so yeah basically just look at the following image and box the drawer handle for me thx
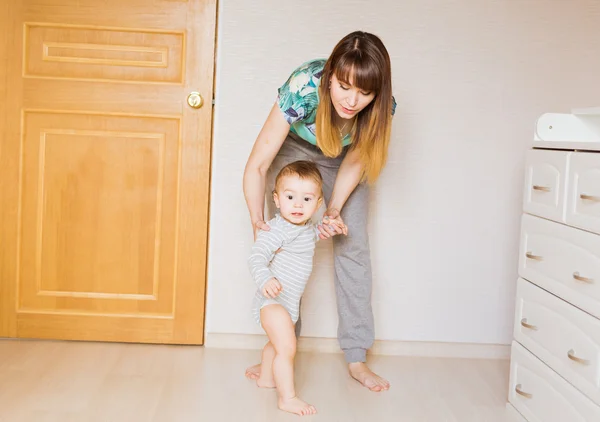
[520,318,538,331]
[580,193,600,202]
[573,272,594,284]
[526,252,543,261]
[568,349,590,365]
[515,384,533,399]
[532,185,551,192]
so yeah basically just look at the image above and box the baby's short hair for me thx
[274,160,323,196]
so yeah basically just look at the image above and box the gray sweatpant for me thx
[266,132,374,363]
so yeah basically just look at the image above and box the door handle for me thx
[187,92,204,109]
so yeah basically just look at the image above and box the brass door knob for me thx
[187,92,204,109]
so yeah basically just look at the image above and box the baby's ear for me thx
[273,192,280,209]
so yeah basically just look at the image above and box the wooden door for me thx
[0,0,216,344]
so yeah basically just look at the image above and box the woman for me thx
[243,30,395,392]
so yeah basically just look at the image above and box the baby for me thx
[248,160,347,416]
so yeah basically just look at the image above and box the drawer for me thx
[514,278,600,406]
[509,341,600,421]
[522,149,570,222]
[566,152,600,235]
[519,213,600,319]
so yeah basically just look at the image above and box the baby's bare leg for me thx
[256,341,275,388]
[260,304,316,416]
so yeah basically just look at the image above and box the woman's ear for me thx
[273,191,281,209]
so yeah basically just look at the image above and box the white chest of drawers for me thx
[508,109,600,421]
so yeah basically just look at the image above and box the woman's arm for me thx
[243,102,291,239]
[317,147,363,239]
[328,147,363,213]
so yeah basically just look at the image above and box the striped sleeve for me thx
[248,227,285,289]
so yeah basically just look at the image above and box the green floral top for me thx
[277,58,397,147]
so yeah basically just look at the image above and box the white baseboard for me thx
[204,333,510,360]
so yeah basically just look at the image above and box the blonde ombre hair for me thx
[316,31,393,183]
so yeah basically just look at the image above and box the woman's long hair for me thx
[316,31,393,183]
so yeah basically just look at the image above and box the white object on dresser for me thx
[534,107,600,150]
[508,107,600,421]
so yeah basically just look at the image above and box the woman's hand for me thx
[253,219,270,241]
[317,208,349,240]
[254,220,283,254]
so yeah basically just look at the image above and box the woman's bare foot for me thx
[244,363,261,380]
[348,362,390,392]
[278,397,317,416]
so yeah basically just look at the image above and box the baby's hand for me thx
[323,217,348,236]
[262,278,282,299]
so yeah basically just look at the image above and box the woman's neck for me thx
[334,113,353,126]
[334,114,355,137]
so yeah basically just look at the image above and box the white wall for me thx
[205,0,600,345]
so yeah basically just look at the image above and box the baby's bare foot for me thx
[349,362,390,392]
[244,363,261,380]
[256,375,275,389]
[278,397,317,416]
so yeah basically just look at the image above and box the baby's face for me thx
[274,175,322,225]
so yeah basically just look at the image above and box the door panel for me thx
[25,23,186,84]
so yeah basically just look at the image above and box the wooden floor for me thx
[0,339,513,422]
